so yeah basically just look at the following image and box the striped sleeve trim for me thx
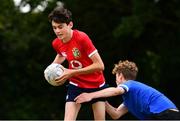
[118,84,129,92]
[88,50,97,58]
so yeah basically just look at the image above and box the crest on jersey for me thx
[72,48,81,58]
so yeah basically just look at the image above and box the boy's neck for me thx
[62,30,73,43]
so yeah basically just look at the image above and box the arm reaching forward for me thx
[74,87,125,103]
[106,102,128,119]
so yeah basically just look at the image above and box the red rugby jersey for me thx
[52,30,105,88]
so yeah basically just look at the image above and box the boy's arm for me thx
[106,102,128,119]
[53,54,66,64]
[75,87,125,103]
[54,52,104,84]
[70,52,104,76]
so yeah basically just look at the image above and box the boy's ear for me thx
[116,73,121,80]
[120,73,126,81]
[68,21,73,28]
[119,73,124,80]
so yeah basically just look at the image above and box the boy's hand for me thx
[74,93,92,103]
[55,67,73,85]
[55,76,66,85]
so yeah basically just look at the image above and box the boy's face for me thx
[115,73,121,85]
[51,20,73,42]
[115,73,124,85]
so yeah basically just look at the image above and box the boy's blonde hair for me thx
[112,60,138,80]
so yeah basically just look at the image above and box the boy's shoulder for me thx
[52,38,61,46]
[74,29,87,37]
[73,29,90,41]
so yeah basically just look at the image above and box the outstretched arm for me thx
[106,102,128,119]
[74,87,125,103]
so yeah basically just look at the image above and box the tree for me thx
[0,0,180,119]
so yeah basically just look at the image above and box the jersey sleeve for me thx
[118,80,133,93]
[79,32,97,58]
[118,84,129,93]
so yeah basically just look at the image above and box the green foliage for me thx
[0,0,180,120]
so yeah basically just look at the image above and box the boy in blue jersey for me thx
[75,60,180,120]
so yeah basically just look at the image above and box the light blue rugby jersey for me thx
[118,80,177,119]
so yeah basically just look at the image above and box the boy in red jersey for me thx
[48,3,107,121]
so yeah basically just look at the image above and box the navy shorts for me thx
[66,83,108,104]
[151,109,180,120]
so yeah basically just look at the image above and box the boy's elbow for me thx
[95,62,104,71]
[111,115,120,120]
[100,64,105,71]
[109,110,121,120]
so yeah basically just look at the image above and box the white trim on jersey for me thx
[88,50,98,58]
[69,81,78,86]
[99,82,105,87]
[118,84,129,92]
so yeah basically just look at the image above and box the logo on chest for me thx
[72,47,81,58]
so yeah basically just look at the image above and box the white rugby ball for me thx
[44,63,64,86]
